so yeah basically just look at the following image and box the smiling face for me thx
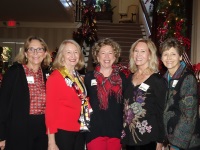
[25,39,47,68]
[97,45,116,70]
[132,42,151,69]
[161,47,182,76]
[62,43,80,71]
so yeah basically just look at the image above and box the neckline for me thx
[132,73,155,87]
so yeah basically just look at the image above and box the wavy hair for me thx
[129,38,159,73]
[52,39,84,70]
[92,38,121,64]
[14,36,51,68]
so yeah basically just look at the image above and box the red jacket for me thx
[45,70,81,134]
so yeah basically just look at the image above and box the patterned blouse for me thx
[121,73,166,145]
[23,65,46,115]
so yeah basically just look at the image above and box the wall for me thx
[191,0,200,64]
[0,22,80,52]
[112,0,139,23]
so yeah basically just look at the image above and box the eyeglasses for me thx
[27,47,45,53]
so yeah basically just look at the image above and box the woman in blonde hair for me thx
[0,36,51,150]
[45,39,91,150]
[121,38,166,150]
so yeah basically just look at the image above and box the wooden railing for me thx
[75,0,83,22]
[139,0,152,33]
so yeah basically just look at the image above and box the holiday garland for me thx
[156,0,190,50]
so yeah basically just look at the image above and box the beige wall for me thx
[191,0,200,64]
[0,22,80,52]
[112,0,139,23]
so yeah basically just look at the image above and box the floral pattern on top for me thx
[122,88,152,143]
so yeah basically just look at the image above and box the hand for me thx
[0,140,5,150]
[48,143,59,150]
[156,142,164,150]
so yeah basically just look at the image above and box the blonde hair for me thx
[14,36,51,68]
[129,38,158,73]
[92,38,121,64]
[52,39,84,70]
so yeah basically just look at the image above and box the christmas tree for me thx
[73,0,98,47]
[156,0,190,50]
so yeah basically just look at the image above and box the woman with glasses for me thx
[0,36,51,150]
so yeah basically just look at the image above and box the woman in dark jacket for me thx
[0,36,51,150]
[84,38,127,150]
[160,38,200,150]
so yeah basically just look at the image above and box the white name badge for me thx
[172,80,178,87]
[91,79,97,86]
[27,76,34,84]
[139,83,149,92]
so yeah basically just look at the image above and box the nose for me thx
[105,53,109,58]
[166,55,171,60]
[70,52,76,58]
[136,51,141,56]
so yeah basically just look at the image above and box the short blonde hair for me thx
[129,38,158,73]
[92,38,121,64]
[52,39,84,70]
[14,36,51,68]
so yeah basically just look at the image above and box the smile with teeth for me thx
[104,60,110,63]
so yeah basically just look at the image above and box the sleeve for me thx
[154,75,167,142]
[84,71,93,96]
[173,74,198,148]
[0,67,18,140]
[45,71,60,134]
[119,72,128,95]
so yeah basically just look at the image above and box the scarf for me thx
[59,67,92,131]
[94,65,122,110]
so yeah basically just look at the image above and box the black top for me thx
[0,62,47,149]
[121,73,166,145]
[84,71,127,143]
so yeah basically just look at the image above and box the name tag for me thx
[172,80,178,87]
[27,76,34,84]
[91,79,97,86]
[139,83,149,92]
[46,73,50,78]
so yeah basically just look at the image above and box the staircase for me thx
[97,22,146,65]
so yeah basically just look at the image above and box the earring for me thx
[25,57,28,62]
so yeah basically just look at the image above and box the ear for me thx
[97,56,99,63]
[160,56,164,62]
[24,52,27,58]
[180,55,183,61]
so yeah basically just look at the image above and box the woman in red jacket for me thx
[45,39,91,150]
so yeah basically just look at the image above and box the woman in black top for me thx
[0,36,51,150]
[84,38,127,150]
[121,38,166,150]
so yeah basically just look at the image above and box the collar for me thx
[164,61,186,81]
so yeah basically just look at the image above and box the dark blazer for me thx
[0,62,47,150]
[163,62,200,149]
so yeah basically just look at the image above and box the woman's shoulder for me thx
[4,62,23,76]
[149,73,166,85]
[85,71,94,79]
[47,69,63,81]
